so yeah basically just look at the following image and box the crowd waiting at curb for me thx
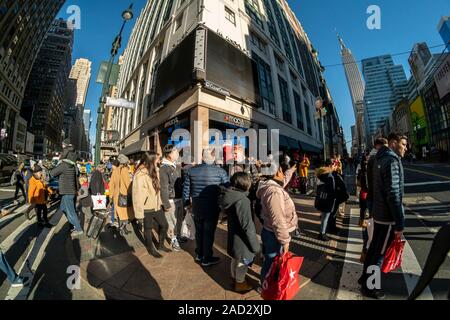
[2,132,410,299]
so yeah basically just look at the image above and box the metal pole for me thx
[94,19,127,166]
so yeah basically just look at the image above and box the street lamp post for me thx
[94,4,134,166]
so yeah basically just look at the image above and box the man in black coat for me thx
[360,133,408,299]
[51,141,83,237]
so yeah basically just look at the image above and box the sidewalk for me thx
[66,194,339,300]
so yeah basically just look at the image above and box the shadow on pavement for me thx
[86,227,162,300]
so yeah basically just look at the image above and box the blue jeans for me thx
[0,251,20,284]
[320,212,331,235]
[260,228,282,284]
[60,195,82,232]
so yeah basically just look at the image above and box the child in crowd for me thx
[28,165,53,228]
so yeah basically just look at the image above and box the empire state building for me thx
[338,35,365,150]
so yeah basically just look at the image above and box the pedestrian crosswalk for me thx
[0,201,61,300]
[336,207,436,300]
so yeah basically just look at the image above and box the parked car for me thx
[0,154,18,184]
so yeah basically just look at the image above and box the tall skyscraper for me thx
[83,109,92,145]
[437,16,450,47]
[408,43,433,85]
[362,55,408,140]
[0,0,65,153]
[69,58,92,107]
[113,0,332,159]
[337,34,365,148]
[20,19,74,157]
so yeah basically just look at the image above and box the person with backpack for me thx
[221,172,260,293]
[314,160,337,242]
[256,157,298,286]
[160,145,183,251]
[329,162,349,232]
[12,162,26,201]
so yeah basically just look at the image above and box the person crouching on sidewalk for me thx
[28,165,53,228]
[221,172,261,293]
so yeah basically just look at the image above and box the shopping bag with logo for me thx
[381,236,405,273]
[181,207,195,240]
[261,252,304,300]
[92,194,107,211]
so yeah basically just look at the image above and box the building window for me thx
[174,13,183,32]
[225,6,236,26]
[293,91,304,131]
[253,52,275,114]
[275,54,284,72]
[244,0,263,29]
[250,31,267,54]
[278,76,292,124]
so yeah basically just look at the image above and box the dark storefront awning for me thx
[279,135,299,149]
[119,137,150,156]
[299,141,323,154]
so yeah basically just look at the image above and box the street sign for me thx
[96,62,120,86]
[106,97,136,109]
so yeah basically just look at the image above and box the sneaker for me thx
[71,230,84,238]
[11,276,31,288]
[171,239,181,252]
[318,233,330,242]
[361,286,385,300]
[201,257,221,267]
[195,255,203,262]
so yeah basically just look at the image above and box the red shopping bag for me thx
[261,252,304,300]
[381,237,405,273]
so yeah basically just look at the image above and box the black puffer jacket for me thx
[371,146,405,231]
[220,187,260,262]
[50,150,79,195]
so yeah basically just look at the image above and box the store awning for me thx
[119,137,150,156]
[279,135,299,149]
[299,141,323,154]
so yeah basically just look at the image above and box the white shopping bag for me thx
[181,208,195,240]
[92,194,107,211]
[366,218,374,250]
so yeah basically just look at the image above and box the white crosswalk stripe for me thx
[336,208,364,300]
[5,210,64,300]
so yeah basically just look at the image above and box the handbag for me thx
[381,236,405,273]
[360,190,368,200]
[118,193,132,207]
[261,252,304,300]
[92,194,107,211]
[117,167,132,207]
[180,207,195,240]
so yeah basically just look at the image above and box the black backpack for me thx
[314,174,336,213]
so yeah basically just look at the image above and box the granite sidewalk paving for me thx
[66,194,341,300]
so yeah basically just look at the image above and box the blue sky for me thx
[57,0,450,151]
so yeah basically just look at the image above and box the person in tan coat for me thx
[109,154,134,233]
[132,151,170,258]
